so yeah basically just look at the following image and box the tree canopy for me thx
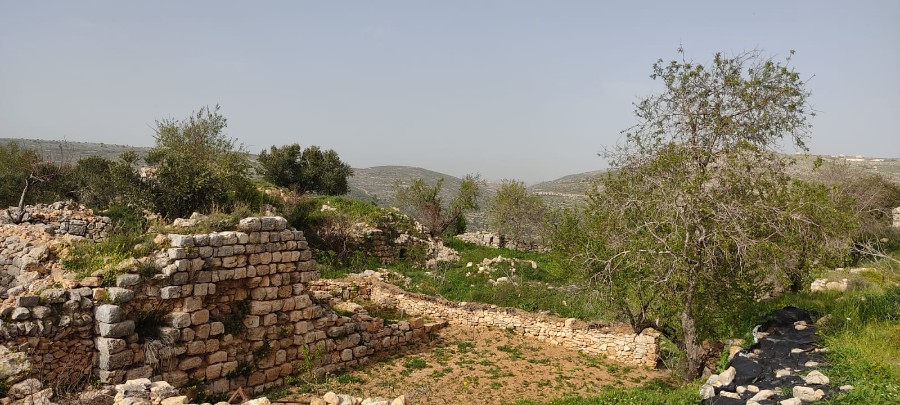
[146,106,253,218]
[395,174,483,238]
[562,49,854,378]
[485,179,546,244]
[258,143,353,195]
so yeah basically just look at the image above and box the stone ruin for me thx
[456,231,545,252]
[1,201,113,241]
[0,210,659,404]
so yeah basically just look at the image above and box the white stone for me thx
[793,386,825,402]
[803,370,830,385]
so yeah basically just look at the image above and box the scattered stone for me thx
[803,370,830,385]
[775,368,792,378]
[699,384,715,399]
[713,366,736,387]
[749,389,775,402]
[793,386,825,401]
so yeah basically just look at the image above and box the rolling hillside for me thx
[3,138,897,225]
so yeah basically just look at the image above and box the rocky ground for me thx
[700,307,853,405]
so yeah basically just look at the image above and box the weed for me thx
[253,339,273,359]
[226,361,255,379]
[400,357,428,376]
[456,341,475,354]
[260,386,292,400]
[134,309,168,343]
[497,344,523,360]
[333,373,365,385]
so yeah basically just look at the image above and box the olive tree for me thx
[395,174,483,238]
[258,144,353,195]
[568,49,851,378]
[0,143,70,222]
[486,179,546,244]
[71,152,150,211]
[146,106,252,218]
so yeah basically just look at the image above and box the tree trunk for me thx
[11,176,34,223]
[681,275,704,379]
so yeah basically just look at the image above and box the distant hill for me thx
[529,169,607,196]
[3,138,897,225]
[347,166,466,207]
[0,138,151,163]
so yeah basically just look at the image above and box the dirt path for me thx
[283,324,665,405]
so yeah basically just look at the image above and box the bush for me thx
[146,106,254,219]
[258,143,352,195]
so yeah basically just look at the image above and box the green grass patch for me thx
[512,379,697,405]
[826,322,900,404]
[400,357,428,376]
[62,232,155,280]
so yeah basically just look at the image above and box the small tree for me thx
[395,174,483,238]
[567,49,852,379]
[258,144,353,195]
[486,179,546,244]
[0,143,69,223]
[258,144,303,190]
[71,152,149,211]
[146,106,252,218]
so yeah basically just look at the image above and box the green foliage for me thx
[221,300,251,336]
[400,357,428,376]
[513,379,697,405]
[0,142,71,212]
[253,339,273,359]
[394,174,484,237]
[70,153,149,210]
[145,105,253,219]
[826,322,900,404]
[486,179,547,243]
[258,143,353,195]
[561,49,846,378]
[102,204,147,234]
[286,195,422,266]
[260,386,293,401]
[812,161,900,245]
[226,361,255,379]
[62,231,154,280]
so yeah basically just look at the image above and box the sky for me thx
[1,1,898,183]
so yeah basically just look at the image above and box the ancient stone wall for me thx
[86,217,441,396]
[0,288,96,390]
[456,231,545,252]
[1,216,442,398]
[310,276,658,367]
[2,201,113,241]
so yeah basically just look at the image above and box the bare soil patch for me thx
[283,324,665,405]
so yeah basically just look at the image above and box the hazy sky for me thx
[1,1,898,182]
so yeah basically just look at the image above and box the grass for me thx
[61,231,155,280]
[351,237,615,322]
[512,379,698,405]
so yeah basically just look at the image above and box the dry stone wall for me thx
[1,216,442,399]
[456,231,545,252]
[0,288,96,391]
[310,276,659,367]
[1,201,113,241]
[87,216,441,396]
